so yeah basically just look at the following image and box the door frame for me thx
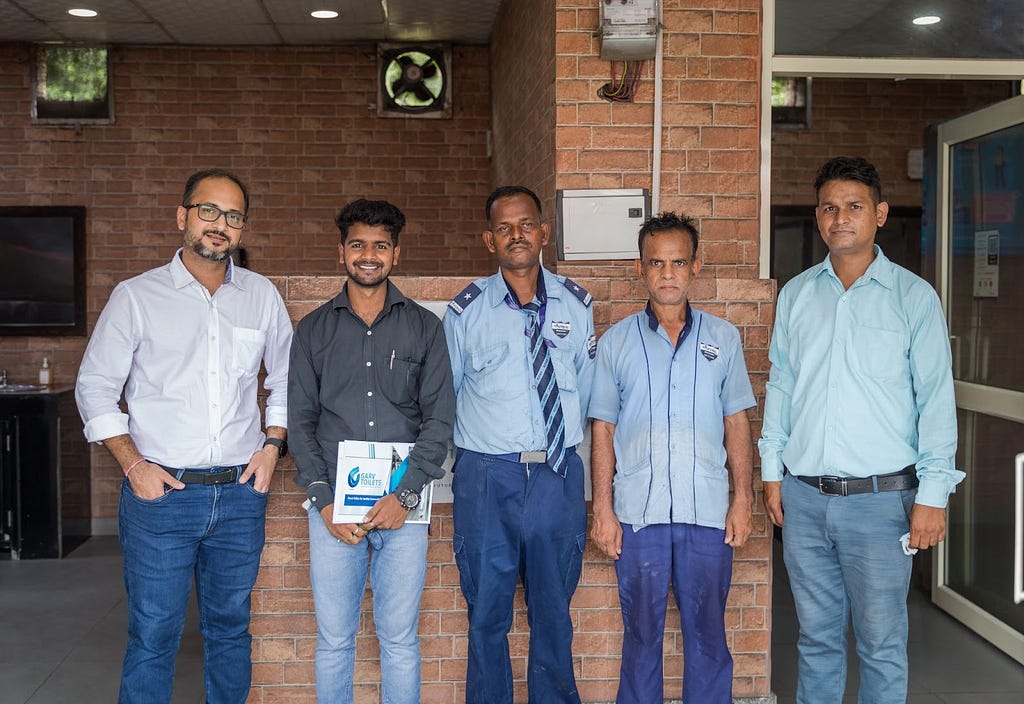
[930,94,1024,665]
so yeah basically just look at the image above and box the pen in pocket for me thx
[389,349,395,370]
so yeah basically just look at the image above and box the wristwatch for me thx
[263,438,288,458]
[397,488,420,510]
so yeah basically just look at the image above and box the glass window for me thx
[32,46,112,123]
[775,2,1024,59]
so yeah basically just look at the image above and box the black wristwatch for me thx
[396,488,420,510]
[263,438,288,458]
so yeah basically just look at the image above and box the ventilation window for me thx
[771,77,810,130]
[378,44,451,119]
[32,45,113,123]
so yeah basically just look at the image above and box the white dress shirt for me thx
[76,249,292,468]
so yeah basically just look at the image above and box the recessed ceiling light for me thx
[310,10,339,19]
[912,15,941,26]
[68,8,98,17]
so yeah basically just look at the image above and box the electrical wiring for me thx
[597,60,644,102]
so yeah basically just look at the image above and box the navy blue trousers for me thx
[452,448,587,704]
[616,522,734,704]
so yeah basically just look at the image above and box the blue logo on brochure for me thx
[347,466,361,488]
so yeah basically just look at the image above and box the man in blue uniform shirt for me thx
[589,212,756,704]
[443,185,596,704]
[759,157,963,703]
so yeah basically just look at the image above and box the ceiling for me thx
[0,0,502,45]
[0,0,1018,60]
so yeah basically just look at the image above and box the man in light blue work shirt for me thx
[589,212,755,704]
[443,185,595,704]
[759,156,963,704]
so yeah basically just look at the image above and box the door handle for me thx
[1015,452,1023,604]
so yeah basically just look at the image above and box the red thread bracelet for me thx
[125,457,146,477]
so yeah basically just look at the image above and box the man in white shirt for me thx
[76,169,293,704]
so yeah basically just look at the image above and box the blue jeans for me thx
[616,523,734,704]
[452,448,587,704]
[308,507,428,704]
[781,473,916,704]
[118,468,267,704]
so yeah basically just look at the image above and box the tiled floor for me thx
[1,536,1021,703]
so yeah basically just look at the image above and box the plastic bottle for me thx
[39,357,51,385]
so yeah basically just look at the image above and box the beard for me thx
[345,260,390,288]
[186,229,237,262]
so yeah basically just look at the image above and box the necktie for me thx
[523,302,567,477]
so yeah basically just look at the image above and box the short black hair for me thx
[813,156,884,204]
[637,212,699,259]
[335,199,406,244]
[182,169,250,212]
[485,186,542,226]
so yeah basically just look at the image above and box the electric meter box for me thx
[556,188,650,261]
[599,0,659,61]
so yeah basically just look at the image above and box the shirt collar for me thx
[332,280,408,314]
[644,301,694,349]
[169,248,240,290]
[819,245,895,290]
[487,266,557,308]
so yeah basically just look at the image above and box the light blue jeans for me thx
[308,508,428,704]
[781,472,916,704]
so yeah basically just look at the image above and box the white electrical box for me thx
[599,0,659,61]
[557,189,650,261]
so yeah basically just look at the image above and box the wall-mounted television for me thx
[0,206,86,336]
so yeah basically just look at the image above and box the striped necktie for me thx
[523,302,567,477]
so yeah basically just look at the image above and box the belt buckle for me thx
[817,475,848,497]
[204,468,237,485]
[520,451,547,464]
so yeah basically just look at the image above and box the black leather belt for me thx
[178,467,243,485]
[796,466,917,497]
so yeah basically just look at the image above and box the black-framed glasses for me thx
[184,203,248,229]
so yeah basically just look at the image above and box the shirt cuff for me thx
[305,481,335,511]
[83,412,130,444]
[264,405,288,430]
[914,476,954,508]
[760,457,784,483]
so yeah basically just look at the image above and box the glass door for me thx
[932,95,1024,664]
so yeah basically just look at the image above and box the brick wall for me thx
[0,41,493,516]
[250,271,774,703]
[556,0,762,279]
[771,78,1013,207]
[490,0,560,264]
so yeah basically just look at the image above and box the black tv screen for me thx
[0,206,86,336]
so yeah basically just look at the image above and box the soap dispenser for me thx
[39,357,52,385]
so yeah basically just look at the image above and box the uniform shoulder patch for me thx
[561,277,593,307]
[448,282,483,315]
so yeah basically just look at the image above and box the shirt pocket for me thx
[851,325,909,382]
[231,327,266,376]
[377,351,421,407]
[551,349,578,392]
[468,342,510,397]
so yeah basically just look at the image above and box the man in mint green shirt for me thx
[759,156,963,704]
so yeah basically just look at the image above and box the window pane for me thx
[775,2,1024,59]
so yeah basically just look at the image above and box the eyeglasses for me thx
[492,221,539,237]
[184,203,248,229]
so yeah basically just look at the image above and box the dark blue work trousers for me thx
[452,448,587,704]
[616,522,734,704]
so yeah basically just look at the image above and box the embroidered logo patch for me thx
[699,342,720,362]
[551,321,571,338]
[587,334,597,359]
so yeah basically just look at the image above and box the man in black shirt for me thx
[288,199,455,703]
